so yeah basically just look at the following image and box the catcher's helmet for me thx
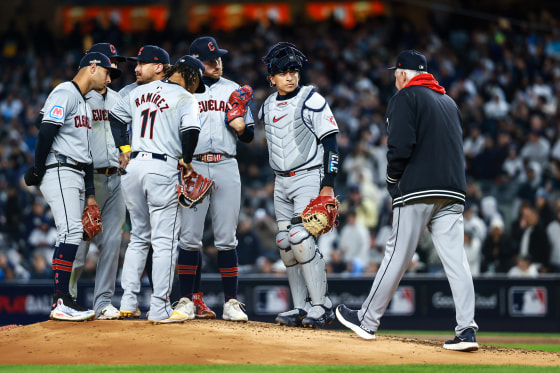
[262,42,307,76]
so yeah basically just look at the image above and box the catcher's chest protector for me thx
[262,86,318,172]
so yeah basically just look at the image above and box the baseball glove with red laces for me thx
[177,170,215,208]
[301,196,340,237]
[225,85,253,124]
[82,204,103,241]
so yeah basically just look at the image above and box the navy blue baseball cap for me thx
[128,45,170,64]
[189,36,228,61]
[87,43,126,63]
[79,52,121,79]
[175,55,206,93]
[388,49,427,72]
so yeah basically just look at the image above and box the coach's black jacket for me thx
[384,74,466,208]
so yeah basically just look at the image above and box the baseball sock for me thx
[218,249,239,301]
[177,248,199,299]
[193,252,203,293]
[52,243,78,295]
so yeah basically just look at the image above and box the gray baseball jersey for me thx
[179,77,253,252]
[112,79,200,321]
[112,80,200,158]
[41,81,93,165]
[118,82,138,98]
[70,87,126,317]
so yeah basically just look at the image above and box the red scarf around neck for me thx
[405,74,446,94]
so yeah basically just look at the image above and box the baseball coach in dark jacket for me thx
[335,50,479,352]
[384,51,466,208]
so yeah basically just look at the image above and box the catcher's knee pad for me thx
[289,224,317,264]
[277,230,297,267]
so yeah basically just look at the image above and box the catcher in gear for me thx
[259,42,340,328]
[169,36,254,323]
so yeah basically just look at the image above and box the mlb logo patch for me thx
[49,106,65,120]
[509,286,547,317]
[254,286,290,315]
[386,286,415,315]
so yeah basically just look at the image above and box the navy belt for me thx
[275,165,321,177]
[46,155,88,171]
[95,167,119,176]
[46,163,87,172]
[130,152,167,161]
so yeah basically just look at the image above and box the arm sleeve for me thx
[320,133,338,188]
[34,122,59,174]
[238,125,254,143]
[34,112,43,129]
[386,92,416,183]
[181,128,200,163]
[84,163,95,197]
[109,95,132,148]
[109,112,130,148]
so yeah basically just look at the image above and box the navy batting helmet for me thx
[262,42,307,76]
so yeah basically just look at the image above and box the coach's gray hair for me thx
[396,68,425,80]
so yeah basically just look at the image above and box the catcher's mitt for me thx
[225,85,253,124]
[82,204,102,241]
[301,196,340,237]
[177,170,215,208]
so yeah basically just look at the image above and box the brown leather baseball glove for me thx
[225,85,253,124]
[82,204,102,241]
[301,196,340,237]
[177,170,215,208]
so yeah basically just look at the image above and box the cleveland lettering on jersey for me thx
[74,115,91,129]
[198,99,227,113]
[92,109,110,121]
[134,92,170,112]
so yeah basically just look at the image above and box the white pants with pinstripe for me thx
[358,199,479,335]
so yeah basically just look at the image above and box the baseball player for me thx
[109,55,205,323]
[168,36,253,322]
[24,52,120,321]
[259,42,339,328]
[335,50,479,352]
[67,43,127,320]
[116,45,171,318]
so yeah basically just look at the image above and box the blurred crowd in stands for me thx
[1,9,560,282]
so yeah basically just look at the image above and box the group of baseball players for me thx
[25,37,479,351]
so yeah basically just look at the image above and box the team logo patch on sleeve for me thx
[49,106,65,120]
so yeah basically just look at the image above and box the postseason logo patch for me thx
[49,106,65,120]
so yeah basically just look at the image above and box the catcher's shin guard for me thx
[289,224,328,307]
[278,228,308,310]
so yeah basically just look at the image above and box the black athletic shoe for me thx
[335,304,375,340]
[276,308,307,327]
[443,328,479,352]
[301,305,335,328]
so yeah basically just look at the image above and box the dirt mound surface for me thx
[1,320,558,366]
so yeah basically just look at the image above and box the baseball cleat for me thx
[275,308,307,327]
[49,293,95,322]
[301,305,335,328]
[170,297,196,320]
[222,299,248,322]
[119,308,141,318]
[97,304,122,320]
[335,304,375,340]
[193,292,216,319]
[443,328,479,352]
